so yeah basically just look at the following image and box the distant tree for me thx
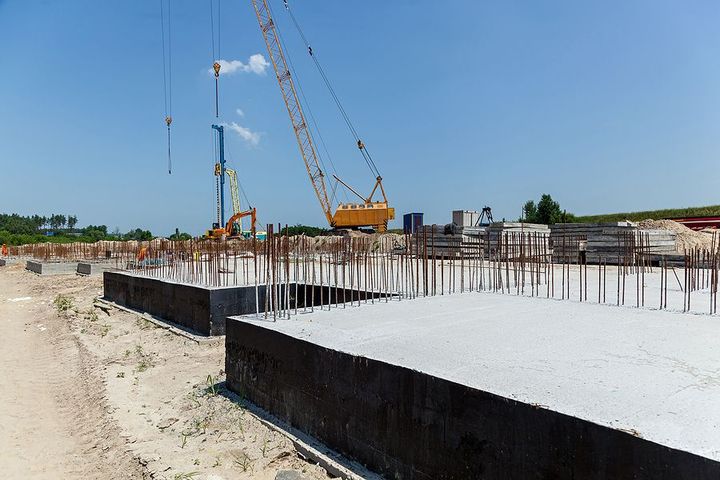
[67,215,78,230]
[279,224,329,237]
[49,214,60,230]
[169,231,192,241]
[536,194,562,224]
[124,228,153,241]
[82,225,109,241]
[58,214,67,229]
[523,200,538,223]
[30,215,43,231]
[520,194,572,225]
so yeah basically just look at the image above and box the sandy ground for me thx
[0,262,336,480]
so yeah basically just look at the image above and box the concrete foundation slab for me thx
[26,260,78,275]
[226,293,720,479]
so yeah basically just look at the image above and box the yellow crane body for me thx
[333,202,395,232]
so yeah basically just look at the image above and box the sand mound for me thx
[638,219,718,252]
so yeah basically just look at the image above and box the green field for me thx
[574,205,720,223]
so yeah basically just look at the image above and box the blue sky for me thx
[1,1,719,235]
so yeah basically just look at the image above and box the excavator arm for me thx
[225,208,257,237]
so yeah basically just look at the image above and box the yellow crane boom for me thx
[250,0,333,226]
[250,0,394,231]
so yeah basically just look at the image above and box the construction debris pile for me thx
[638,219,719,252]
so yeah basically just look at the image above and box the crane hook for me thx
[357,139,365,150]
[165,116,173,174]
[213,61,221,78]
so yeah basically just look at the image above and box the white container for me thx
[452,210,479,227]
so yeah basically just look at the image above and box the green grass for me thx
[573,205,720,224]
[53,294,75,313]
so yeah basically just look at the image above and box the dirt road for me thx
[0,263,334,480]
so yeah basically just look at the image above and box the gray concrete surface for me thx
[25,260,78,275]
[232,292,720,463]
[76,262,116,276]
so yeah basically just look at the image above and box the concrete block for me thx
[0,259,6,267]
[26,260,78,275]
[77,262,114,276]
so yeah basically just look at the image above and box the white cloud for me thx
[224,122,261,146]
[210,54,270,76]
[236,108,245,117]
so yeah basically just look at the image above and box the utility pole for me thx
[212,124,226,226]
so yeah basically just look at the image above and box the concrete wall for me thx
[104,272,217,335]
[103,271,388,336]
[0,259,5,267]
[225,319,720,480]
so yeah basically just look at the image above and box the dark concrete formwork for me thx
[225,317,720,480]
[103,271,388,336]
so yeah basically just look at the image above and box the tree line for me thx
[0,213,155,246]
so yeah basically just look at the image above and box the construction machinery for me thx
[250,0,395,232]
[207,124,261,239]
[477,206,494,226]
[211,124,228,229]
[207,207,257,239]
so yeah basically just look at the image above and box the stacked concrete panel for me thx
[550,223,678,264]
[414,224,484,258]
[585,227,677,264]
[636,229,678,254]
[485,222,550,260]
[550,222,634,262]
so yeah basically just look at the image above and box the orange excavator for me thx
[206,207,257,239]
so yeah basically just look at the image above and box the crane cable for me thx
[223,145,264,229]
[282,0,381,179]
[160,0,173,174]
[210,0,221,117]
[267,0,349,206]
